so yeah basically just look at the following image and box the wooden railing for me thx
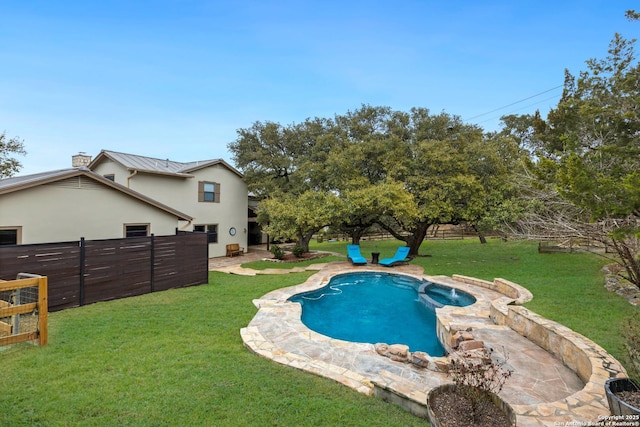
[0,274,48,346]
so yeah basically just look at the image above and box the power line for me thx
[474,93,563,125]
[465,84,564,121]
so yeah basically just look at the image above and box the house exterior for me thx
[88,150,249,257]
[0,150,251,258]
[0,168,193,245]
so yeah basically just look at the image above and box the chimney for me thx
[72,152,92,168]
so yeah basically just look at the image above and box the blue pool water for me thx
[288,272,475,355]
[420,282,477,309]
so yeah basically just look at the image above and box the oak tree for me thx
[0,132,26,178]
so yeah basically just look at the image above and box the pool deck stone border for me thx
[228,260,628,427]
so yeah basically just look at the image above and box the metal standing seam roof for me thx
[0,168,79,191]
[93,150,243,177]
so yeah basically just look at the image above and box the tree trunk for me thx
[350,228,366,245]
[471,224,487,244]
[297,230,315,253]
[377,220,432,256]
[407,222,430,256]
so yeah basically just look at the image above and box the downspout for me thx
[126,170,138,188]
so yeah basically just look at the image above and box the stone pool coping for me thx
[239,262,628,427]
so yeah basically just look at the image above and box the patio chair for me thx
[379,246,413,267]
[346,245,368,265]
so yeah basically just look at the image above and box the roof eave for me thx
[182,159,244,178]
[0,169,194,221]
[126,168,194,178]
[92,173,194,221]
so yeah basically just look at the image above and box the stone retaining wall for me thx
[452,274,533,303]
[481,277,626,385]
[452,273,624,383]
[447,274,629,422]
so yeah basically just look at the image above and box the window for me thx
[125,224,149,238]
[198,181,220,203]
[194,224,218,243]
[0,227,20,245]
[104,174,115,181]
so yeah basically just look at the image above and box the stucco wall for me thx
[0,177,181,244]
[91,162,130,187]
[92,161,249,257]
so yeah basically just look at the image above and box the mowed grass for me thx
[2,273,427,427]
[2,239,638,426]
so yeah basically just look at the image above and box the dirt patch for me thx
[268,251,333,263]
[430,390,512,427]
[617,390,640,409]
[602,264,640,306]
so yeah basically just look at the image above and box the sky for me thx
[1,1,638,176]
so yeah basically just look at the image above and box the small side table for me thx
[371,252,380,264]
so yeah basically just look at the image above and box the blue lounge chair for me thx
[347,245,367,265]
[379,246,413,267]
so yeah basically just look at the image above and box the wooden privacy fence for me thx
[0,274,48,346]
[0,233,208,312]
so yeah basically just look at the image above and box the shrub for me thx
[624,318,640,381]
[448,347,513,425]
[292,245,305,258]
[270,245,285,260]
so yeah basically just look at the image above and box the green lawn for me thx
[2,239,638,426]
[2,272,426,426]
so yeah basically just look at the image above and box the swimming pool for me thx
[288,272,475,355]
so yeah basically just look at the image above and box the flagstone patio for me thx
[212,252,628,426]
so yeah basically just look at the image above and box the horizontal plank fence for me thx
[537,238,609,254]
[318,226,499,243]
[0,233,208,312]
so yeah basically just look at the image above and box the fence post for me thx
[11,288,20,334]
[79,237,85,307]
[38,276,48,346]
[150,234,155,293]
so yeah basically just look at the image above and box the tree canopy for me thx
[0,132,26,178]
[504,33,640,288]
[229,106,524,254]
[256,190,341,251]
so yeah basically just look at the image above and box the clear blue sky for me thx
[1,1,637,176]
